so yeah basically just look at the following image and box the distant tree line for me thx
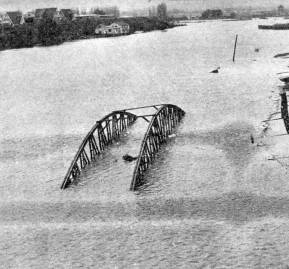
[201,9,223,19]
[76,6,120,17]
[91,8,105,15]
[148,3,168,21]
[157,3,167,21]
[0,16,174,50]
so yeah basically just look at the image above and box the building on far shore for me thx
[74,14,99,21]
[0,13,13,26]
[95,22,130,36]
[34,8,67,23]
[22,12,35,24]
[0,11,23,26]
[60,9,74,21]
[7,11,22,25]
[74,13,115,21]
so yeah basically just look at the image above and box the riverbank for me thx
[0,17,176,51]
[259,23,289,30]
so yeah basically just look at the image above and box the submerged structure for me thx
[129,104,185,190]
[61,104,185,190]
[280,89,289,133]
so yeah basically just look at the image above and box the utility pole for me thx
[233,34,238,62]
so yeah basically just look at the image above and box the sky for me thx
[0,0,287,12]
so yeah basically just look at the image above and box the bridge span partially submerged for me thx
[61,104,185,191]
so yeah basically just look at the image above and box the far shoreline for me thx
[0,16,180,52]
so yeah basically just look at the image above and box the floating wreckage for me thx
[168,133,176,138]
[61,104,185,191]
[276,71,289,85]
[122,154,138,162]
[250,134,254,144]
[210,67,220,73]
[274,52,289,58]
[279,75,289,84]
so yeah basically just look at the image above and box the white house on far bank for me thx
[95,22,130,35]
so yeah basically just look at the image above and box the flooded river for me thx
[1,18,289,268]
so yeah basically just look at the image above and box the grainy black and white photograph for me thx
[2,0,289,268]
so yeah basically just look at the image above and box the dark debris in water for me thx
[274,52,289,58]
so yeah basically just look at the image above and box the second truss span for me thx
[129,104,185,191]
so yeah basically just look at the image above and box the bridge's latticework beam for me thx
[130,104,185,191]
[61,111,137,189]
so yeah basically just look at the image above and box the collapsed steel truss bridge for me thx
[61,104,185,191]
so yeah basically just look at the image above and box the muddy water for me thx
[1,18,289,268]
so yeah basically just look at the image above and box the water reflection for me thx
[135,191,289,223]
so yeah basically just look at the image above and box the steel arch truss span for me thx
[130,104,185,191]
[61,111,137,189]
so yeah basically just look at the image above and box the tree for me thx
[201,9,223,19]
[278,5,286,16]
[157,3,167,21]
[37,18,63,45]
[230,11,237,18]
[102,6,120,17]
[81,18,97,35]
[91,8,105,15]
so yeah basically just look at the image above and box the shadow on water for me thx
[0,134,83,162]
[2,192,289,224]
[181,121,257,170]
[136,121,258,191]
[135,192,287,224]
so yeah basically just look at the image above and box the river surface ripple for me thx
[1,18,289,268]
